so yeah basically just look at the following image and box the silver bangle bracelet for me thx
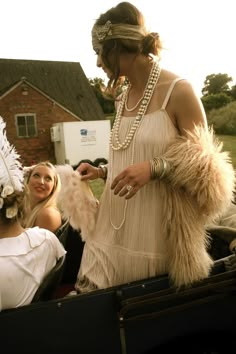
[98,165,108,179]
[150,157,171,180]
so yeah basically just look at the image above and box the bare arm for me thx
[171,80,207,136]
[35,207,62,233]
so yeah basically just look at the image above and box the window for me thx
[15,114,37,137]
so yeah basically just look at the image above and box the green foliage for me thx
[230,85,236,100]
[89,179,105,200]
[218,135,236,169]
[201,93,232,112]
[201,72,236,112]
[202,73,232,96]
[207,101,236,135]
[89,77,115,114]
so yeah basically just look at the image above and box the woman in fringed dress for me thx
[75,2,235,292]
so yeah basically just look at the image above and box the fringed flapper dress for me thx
[76,79,182,292]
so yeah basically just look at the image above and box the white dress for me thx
[77,79,182,291]
[0,227,66,311]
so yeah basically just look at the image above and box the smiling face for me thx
[27,165,56,206]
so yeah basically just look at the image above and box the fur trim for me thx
[208,202,236,229]
[163,126,235,221]
[56,164,98,241]
[162,188,214,287]
[161,126,235,287]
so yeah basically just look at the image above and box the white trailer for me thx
[50,120,110,166]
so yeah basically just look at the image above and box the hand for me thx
[76,163,99,181]
[111,161,151,199]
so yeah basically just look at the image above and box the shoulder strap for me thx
[161,78,185,110]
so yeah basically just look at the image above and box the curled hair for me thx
[22,161,61,228]
[142,32,161,56]
[93,2,162,88]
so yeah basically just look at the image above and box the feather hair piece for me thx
[0,116,24,191]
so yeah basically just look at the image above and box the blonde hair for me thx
[23,161,61,228]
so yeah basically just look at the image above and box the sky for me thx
[1,0,235,96]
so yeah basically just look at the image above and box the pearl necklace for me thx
[109,131,137,230]
[110,61,161,151]
[109,149,129,230]
[124,86,144,112]
[109,61,161,230]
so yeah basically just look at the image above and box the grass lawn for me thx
[89,178,105,200]
[218,135,236,169]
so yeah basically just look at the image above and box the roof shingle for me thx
[0,58,105,121]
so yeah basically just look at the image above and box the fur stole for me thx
[55,164,98,241]
[161,125,235,287]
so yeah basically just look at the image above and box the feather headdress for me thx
[0,116,24,192]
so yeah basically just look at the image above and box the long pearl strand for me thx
[124,85,144,112]
[109,60,161,230]
[110,61,161,151]
[109,126,137,230]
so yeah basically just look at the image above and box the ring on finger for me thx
[126,184,133,192]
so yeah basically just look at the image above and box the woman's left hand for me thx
[111,161,151,199]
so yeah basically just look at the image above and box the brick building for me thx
[0,59,105,165]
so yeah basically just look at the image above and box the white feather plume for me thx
[0,116,24,191]
[56,164,98,240]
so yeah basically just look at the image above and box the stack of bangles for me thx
[150,157,171,180]
[98,164,108,179]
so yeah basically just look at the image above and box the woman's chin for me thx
[32,192,48,203]
[103,69,112,79]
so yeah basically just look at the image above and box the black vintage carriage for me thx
[1,224,236,354]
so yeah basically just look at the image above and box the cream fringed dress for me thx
[76,79,180,292]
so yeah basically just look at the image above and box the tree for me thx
[89,77,106,91]
[230,84,236,100]
[89,77,115,114]
[202,73,232,96]
[207,101,236,135]
[201,92,232,112]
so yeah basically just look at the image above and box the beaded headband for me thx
[92,20,146,49]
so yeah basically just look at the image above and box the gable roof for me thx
[0,58,105,121]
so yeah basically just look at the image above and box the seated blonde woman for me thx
[23,161,62,233]
[0,117,66,311]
